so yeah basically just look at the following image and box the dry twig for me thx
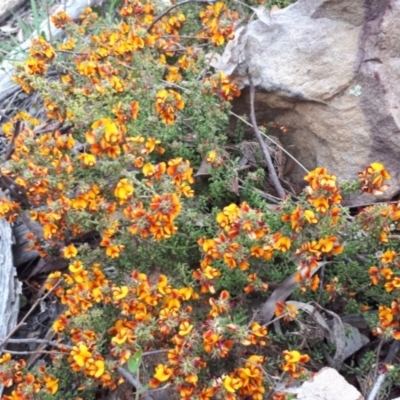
[247,73,286,199]
[117,367,154,400]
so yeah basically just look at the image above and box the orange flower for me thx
[113,286,129,301]
[70,344,92,367]
[155,89,185,125]
[129,101,139,119]
[114,179,134,203]
[359,162,390,194]
[203,330,219,353]
[79,153,96,166]
[106,244,125,258]
[380,250,397,264]
[51,10,72,29]
[178,321,193,336]
[43,223,58,239]
[63,244,78,259]
[309,197,329,213]
[44,375,59,394]
[154,364,173,382]
[86,358,105,378]
[274,237,291,252]
[223,375,242,393]
[283,350,310,364]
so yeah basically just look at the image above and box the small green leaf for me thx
[136,384,150,394]
[127,349,142,374]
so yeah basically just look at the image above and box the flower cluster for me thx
[204,71,241,102]
[359,162,390,195]
[199,1,239,46]
[376,300,400,340]
[0,354,59,398]
[221,356,266,400]
[195,202,289,293]
[303,167,342,212]
[155,89,185,125]
[45,267,269,399]
[369,250,400,339]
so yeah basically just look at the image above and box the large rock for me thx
[0,0,25,24]
[218,0,400,201]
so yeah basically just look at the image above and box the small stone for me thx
[296,367,364,400]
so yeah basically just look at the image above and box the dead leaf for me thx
[229,176,240,196]
[258,262,328,324]
[28,257,68,280]
[194,159,212,177]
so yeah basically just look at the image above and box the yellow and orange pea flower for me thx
[359,162,391,194]
[380,250,398,264]
[51,10,72,29]
[114,178,134,203]
[281,350,310,376]
[70,344,92,368]
[30,36,56,60]
[275,302,299,321]
[223,375,242,393]
[152,364,173,385]
[155,89,185,125]
[178,321,194,336]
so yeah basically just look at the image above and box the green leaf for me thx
[136,384,150,394]
[127,349,142,374]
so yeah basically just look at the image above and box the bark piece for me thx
[0,215,21,397]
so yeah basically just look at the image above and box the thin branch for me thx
[315,255,327,306]
[0,280,62,352]
[117,367,154,400]
[148,383,171,393]
[5,338,71,350]
[248,73,285,199]
[3,350,64,355]
[142,349,169,357]
[147,0,217,33]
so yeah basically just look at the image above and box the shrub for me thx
[0,1,400,400]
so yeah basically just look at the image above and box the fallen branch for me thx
[117,367,154,400]
[247,73,286,199]
[4,337,71,350]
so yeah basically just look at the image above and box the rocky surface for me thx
[0,0,25,24]
[218,0,400,202]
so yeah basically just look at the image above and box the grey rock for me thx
[218,0,400,202]
[0,0,25,24]
[297,367,364,400]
